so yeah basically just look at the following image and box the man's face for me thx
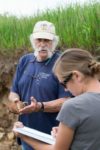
[34,38,53,60]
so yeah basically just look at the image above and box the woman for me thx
[13,48,100,150]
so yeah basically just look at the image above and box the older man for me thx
[9,21,72,150]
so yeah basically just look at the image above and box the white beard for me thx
[34,47,53,59]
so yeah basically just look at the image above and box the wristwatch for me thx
[39,102,44,112]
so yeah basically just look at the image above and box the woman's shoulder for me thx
[63,93,89,109]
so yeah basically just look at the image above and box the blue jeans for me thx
[21,140,34,150]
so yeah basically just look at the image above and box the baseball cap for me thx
[32,21,57,40]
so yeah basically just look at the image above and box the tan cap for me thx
[32,21,56,40]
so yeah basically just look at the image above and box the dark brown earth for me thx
[0,49,28,150]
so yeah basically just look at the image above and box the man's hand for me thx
[19,97,41,114]
[8,100,20,114]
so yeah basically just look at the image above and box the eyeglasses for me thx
[61,73,73,88]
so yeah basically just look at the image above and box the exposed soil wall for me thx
[0,50,28,150]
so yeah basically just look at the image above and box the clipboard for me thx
[13,126,55,145]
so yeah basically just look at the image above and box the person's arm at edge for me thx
[8,92,20,102]
[9,91,20,102]
[8,91,20,114]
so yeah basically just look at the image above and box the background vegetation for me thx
[0,1,100,55]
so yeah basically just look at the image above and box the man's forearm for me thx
[8,93,70,113]
[43,97,70,112]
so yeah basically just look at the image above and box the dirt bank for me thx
[0,49,28,150]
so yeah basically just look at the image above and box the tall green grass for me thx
[0,1,99,54]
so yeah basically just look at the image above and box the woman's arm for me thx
[20,136,54,150]
[13,122,74,150]
[53,122,74,150]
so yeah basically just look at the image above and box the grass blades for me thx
[0,1,99,54]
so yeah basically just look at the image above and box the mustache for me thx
[34,46,53,58]
[38,47,49,52]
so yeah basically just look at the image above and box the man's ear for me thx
[72,71,83,82]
